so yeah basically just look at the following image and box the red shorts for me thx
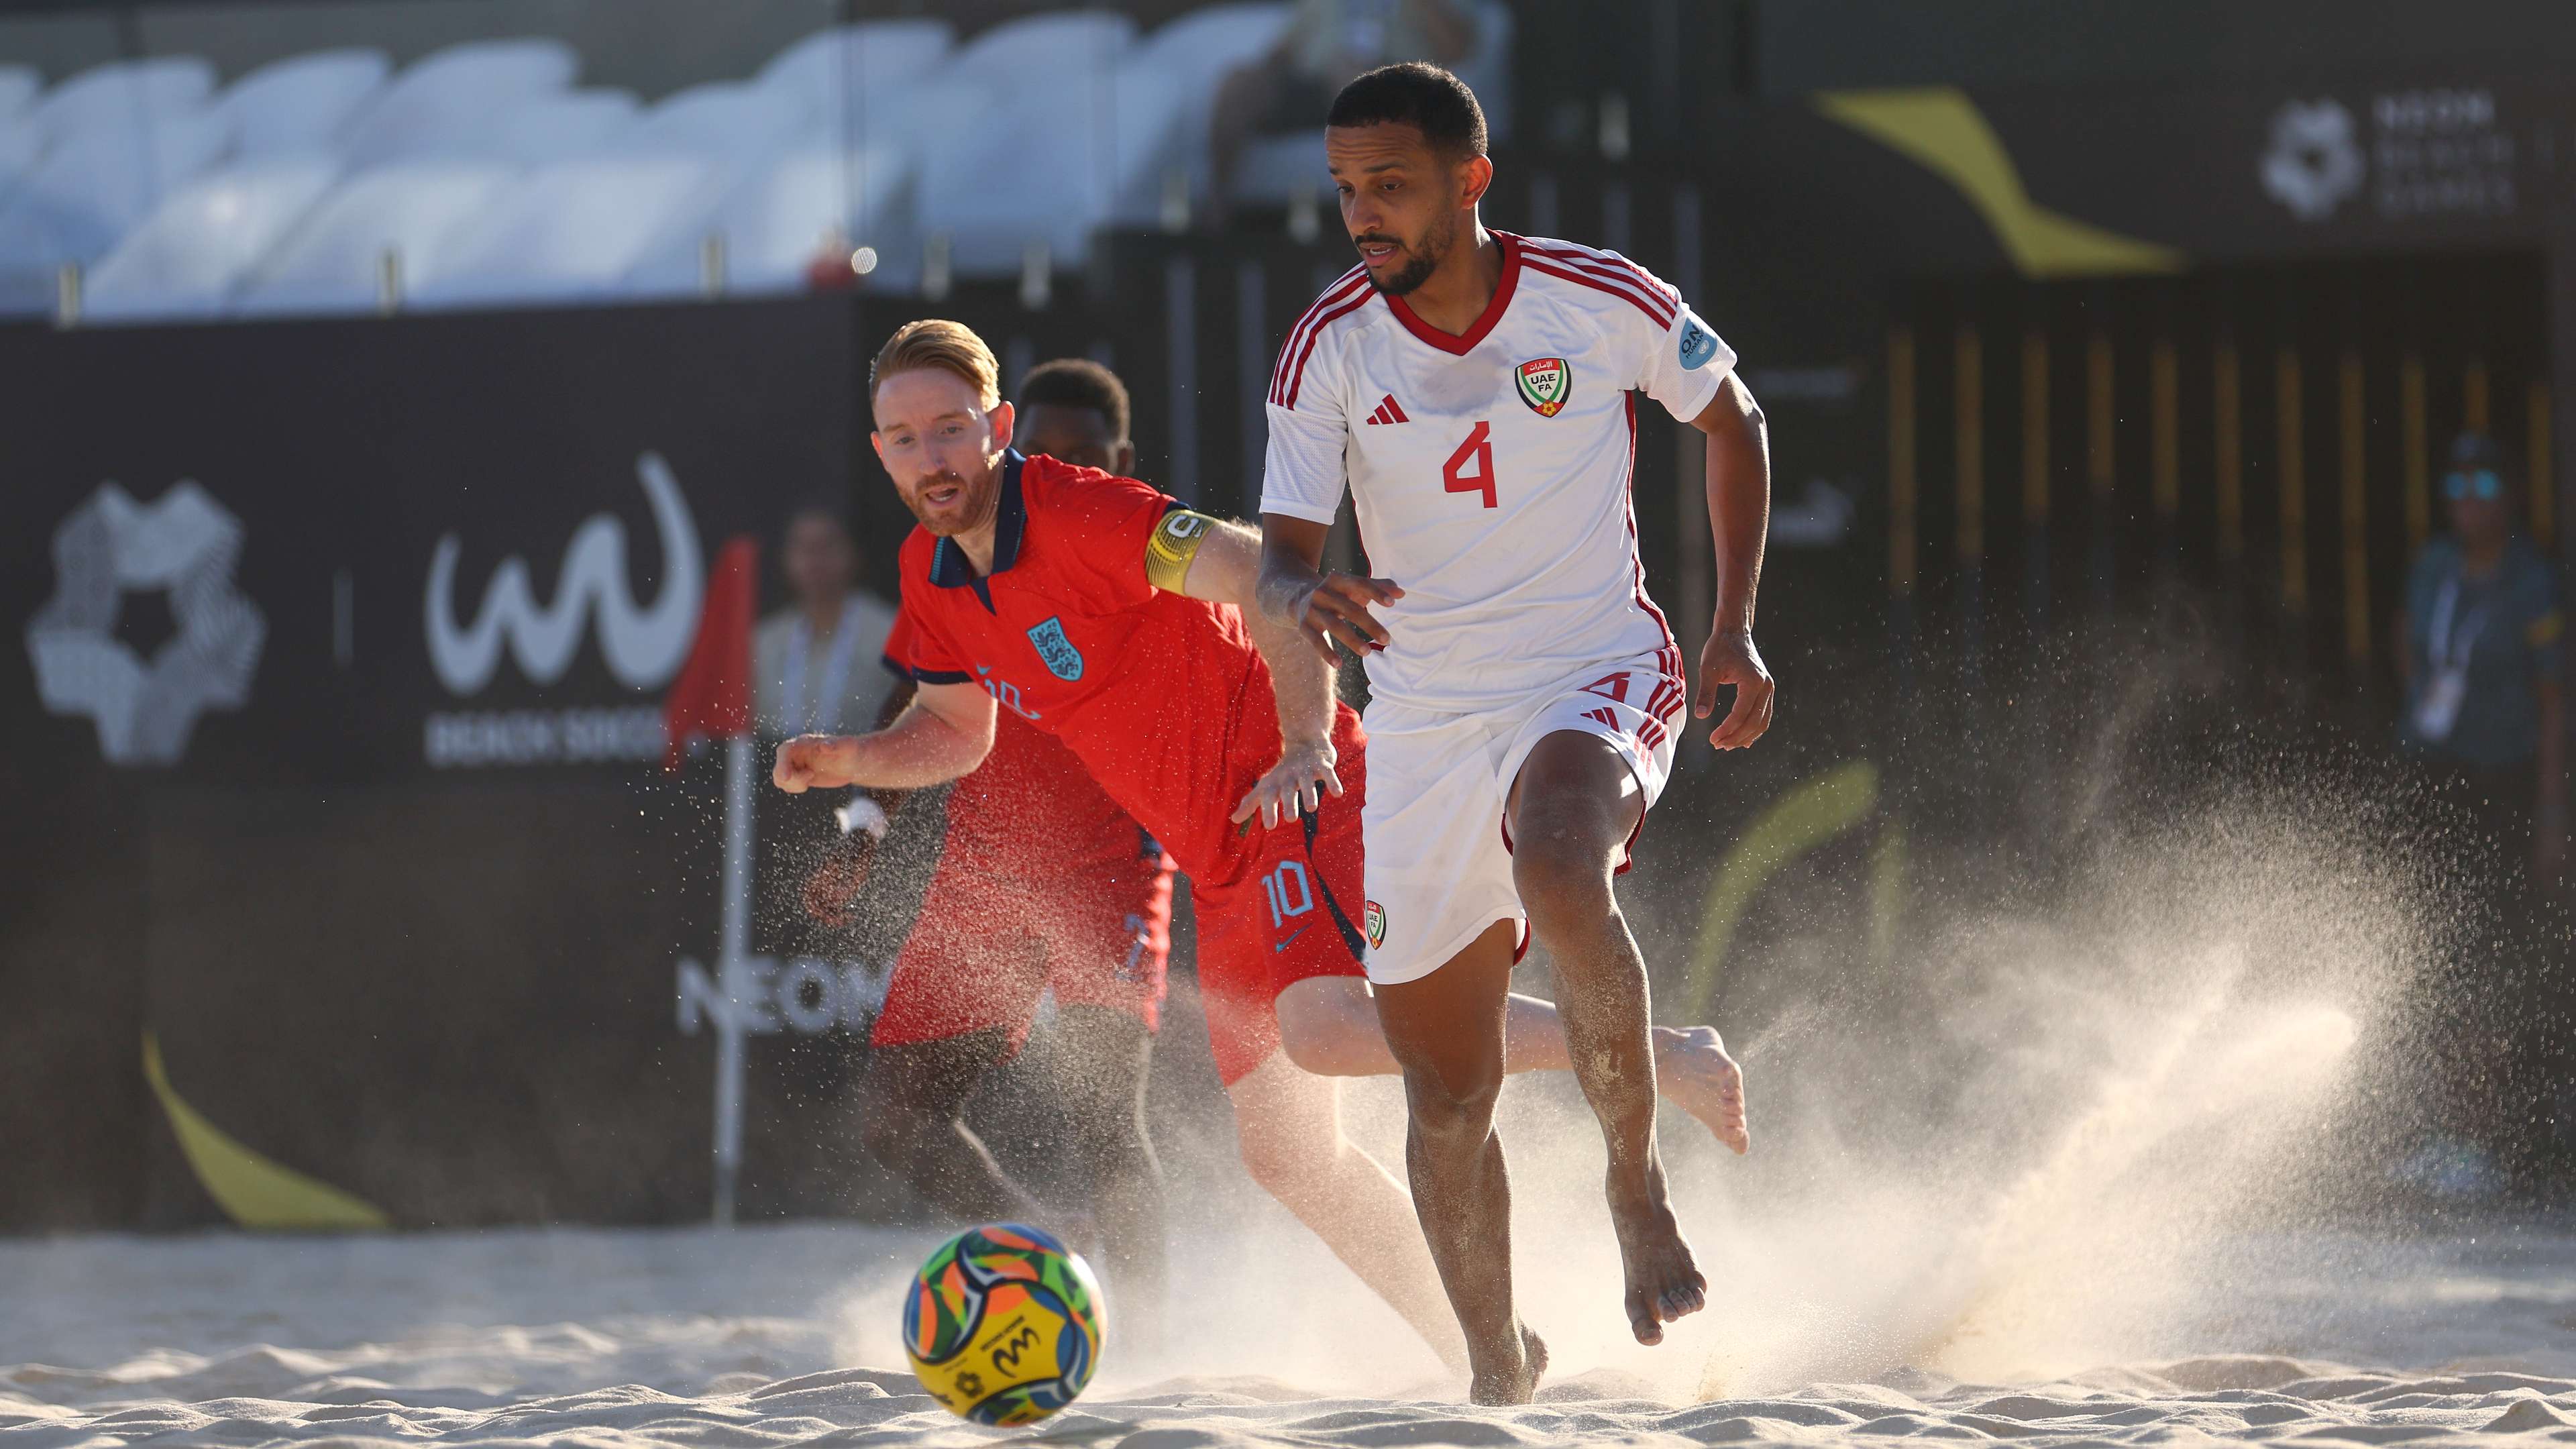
[871,853,1175,1057]
[1189,775,1371,1087]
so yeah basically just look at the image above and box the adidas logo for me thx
[1364,394,1409,425]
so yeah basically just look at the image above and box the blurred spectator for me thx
[1207,0,1476,220]
[2394,431,2569,1193]
[755,495,898,737]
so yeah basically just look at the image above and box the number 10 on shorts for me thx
[1264,861,1315,928]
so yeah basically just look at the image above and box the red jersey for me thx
[891,451,1349,889]
[881,609,1162,883]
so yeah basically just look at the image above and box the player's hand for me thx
[773,734,859,793]
[803,833,878,926]
[1230,738,1344,830]
[1291,574,1404,663]
[1695,629,1774,750]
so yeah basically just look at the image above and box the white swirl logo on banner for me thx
[2261,99,2365,221]
[25,481,267,767]
[425,452,704,696]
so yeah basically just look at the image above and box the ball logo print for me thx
[425,452,703,696]
[25,481,266,767]
[2261,99,2365,220]
[902,1222,1105,1425]
[1516,356,1572,417]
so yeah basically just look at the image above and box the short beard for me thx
[907,466,1001,538]
[1362,211,1455,298]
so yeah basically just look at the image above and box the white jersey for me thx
[1259,231,1736,713]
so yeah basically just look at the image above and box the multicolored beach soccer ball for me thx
[901,1222,1106,1425]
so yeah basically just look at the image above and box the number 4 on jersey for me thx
[1443,421,1497,509]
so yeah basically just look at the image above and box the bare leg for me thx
[1509,730,1707,1346]
[1275,975,1748,1152]
[857,1029,1056,1228]
[1048,1004,1169,1351]
[1224,1050,1470,1372]
[1371,920,1548,1403]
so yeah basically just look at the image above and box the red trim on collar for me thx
[1383,231,1521,356]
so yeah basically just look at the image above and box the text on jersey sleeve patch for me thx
[1677,309,1722,370]
[1144,508,1220,594]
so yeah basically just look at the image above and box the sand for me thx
[10,1217,2576,1448]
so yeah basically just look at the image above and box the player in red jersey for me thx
[803,360,1175,1343]
[776,319,1751,1362]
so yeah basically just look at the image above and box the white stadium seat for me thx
[431,89,639,164]
[936,9,1137,90]
[627,81,806,158]
[337,38,578,166]
[213,48,388,155]
[235,161,514,315]
[0,66,40,121]
[29,56,215,149]
[635,139,914,297]
[411,152,725,307]
[83,156,340,319]
[0,120,38,184]
[914,58,1180,276]
[1228,0,1515,207]
[1131,2,1294,215]
[757,20,953,108]
[0,107,232,267]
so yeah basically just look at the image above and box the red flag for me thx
[663,535,759,770]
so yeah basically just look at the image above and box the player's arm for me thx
[772,678,996,794]
[1142,507,1349,829]
[1690,371,1776,750]
[800,680,925,927]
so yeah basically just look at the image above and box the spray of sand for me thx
[821,768,2439,1405]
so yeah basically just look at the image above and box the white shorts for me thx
[1358,649,1687,985]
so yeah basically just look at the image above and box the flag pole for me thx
[713,731,753,1226]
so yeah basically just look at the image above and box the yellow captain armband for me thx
[2530,611,2565,648]
[1144,508,1220,592]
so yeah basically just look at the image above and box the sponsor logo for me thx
[1364,393,1410,425]
[1273,924,1311,954]
[1515,357,1572,417]
[2261,99,2365,220]
[25,481,266,766]
[1026,616,1083,681]
[425,452,702,696]
[1677,313,1722,371]
[1364,900,1387,949]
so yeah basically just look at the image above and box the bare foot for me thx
[1608,1171,1706,1345]
[1654,1025,1750,1154]
[1468,1322,1548,1405]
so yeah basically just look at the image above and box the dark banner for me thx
[0,299,926,1228]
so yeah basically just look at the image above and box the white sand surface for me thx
[11,1216,2576,1448]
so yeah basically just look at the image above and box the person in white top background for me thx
[1239,62,1770,1403]
[755,496,901,740]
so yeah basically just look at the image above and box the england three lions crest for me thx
[1027,617,1083,680]
[1516,357,1571,417]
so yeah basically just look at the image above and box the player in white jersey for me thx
[1236,63,1772,1403]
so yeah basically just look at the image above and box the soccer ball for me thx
[902,1222,1106,1424]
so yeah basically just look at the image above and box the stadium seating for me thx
[83,158,340,318]
[0,65,39,119]
[0,3,1512,319]
[28,55,212,148]
[213,48,388,155]
[335,38,578,166]
[233,162,516,315]
[1226,0,1517,210]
